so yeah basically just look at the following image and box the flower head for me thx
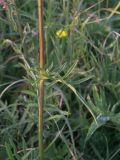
[56,29,68,38]
[0,0,8,10]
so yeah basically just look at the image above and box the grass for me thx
[0,0,120,159]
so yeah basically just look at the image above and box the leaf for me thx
[87,95,102,115]
[5,143,14,160]
[111,113,120,126]
[22,90,37,98]
[85,115,110,143]
[9,139,20,159]
[63,61,78,79]
[71,75,94,85]
[22,150,32,160]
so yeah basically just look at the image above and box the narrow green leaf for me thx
[5,143,14,160]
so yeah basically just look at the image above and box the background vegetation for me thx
[0,0,120,159]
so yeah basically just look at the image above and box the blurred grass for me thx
[0,0,120,159]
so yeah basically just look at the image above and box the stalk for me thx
[38,0,45,160]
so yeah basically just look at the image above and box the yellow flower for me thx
[56,29,68,38]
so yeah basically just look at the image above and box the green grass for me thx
[0,0,120,159]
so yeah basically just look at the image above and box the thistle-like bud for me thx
[0,0,8,10]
